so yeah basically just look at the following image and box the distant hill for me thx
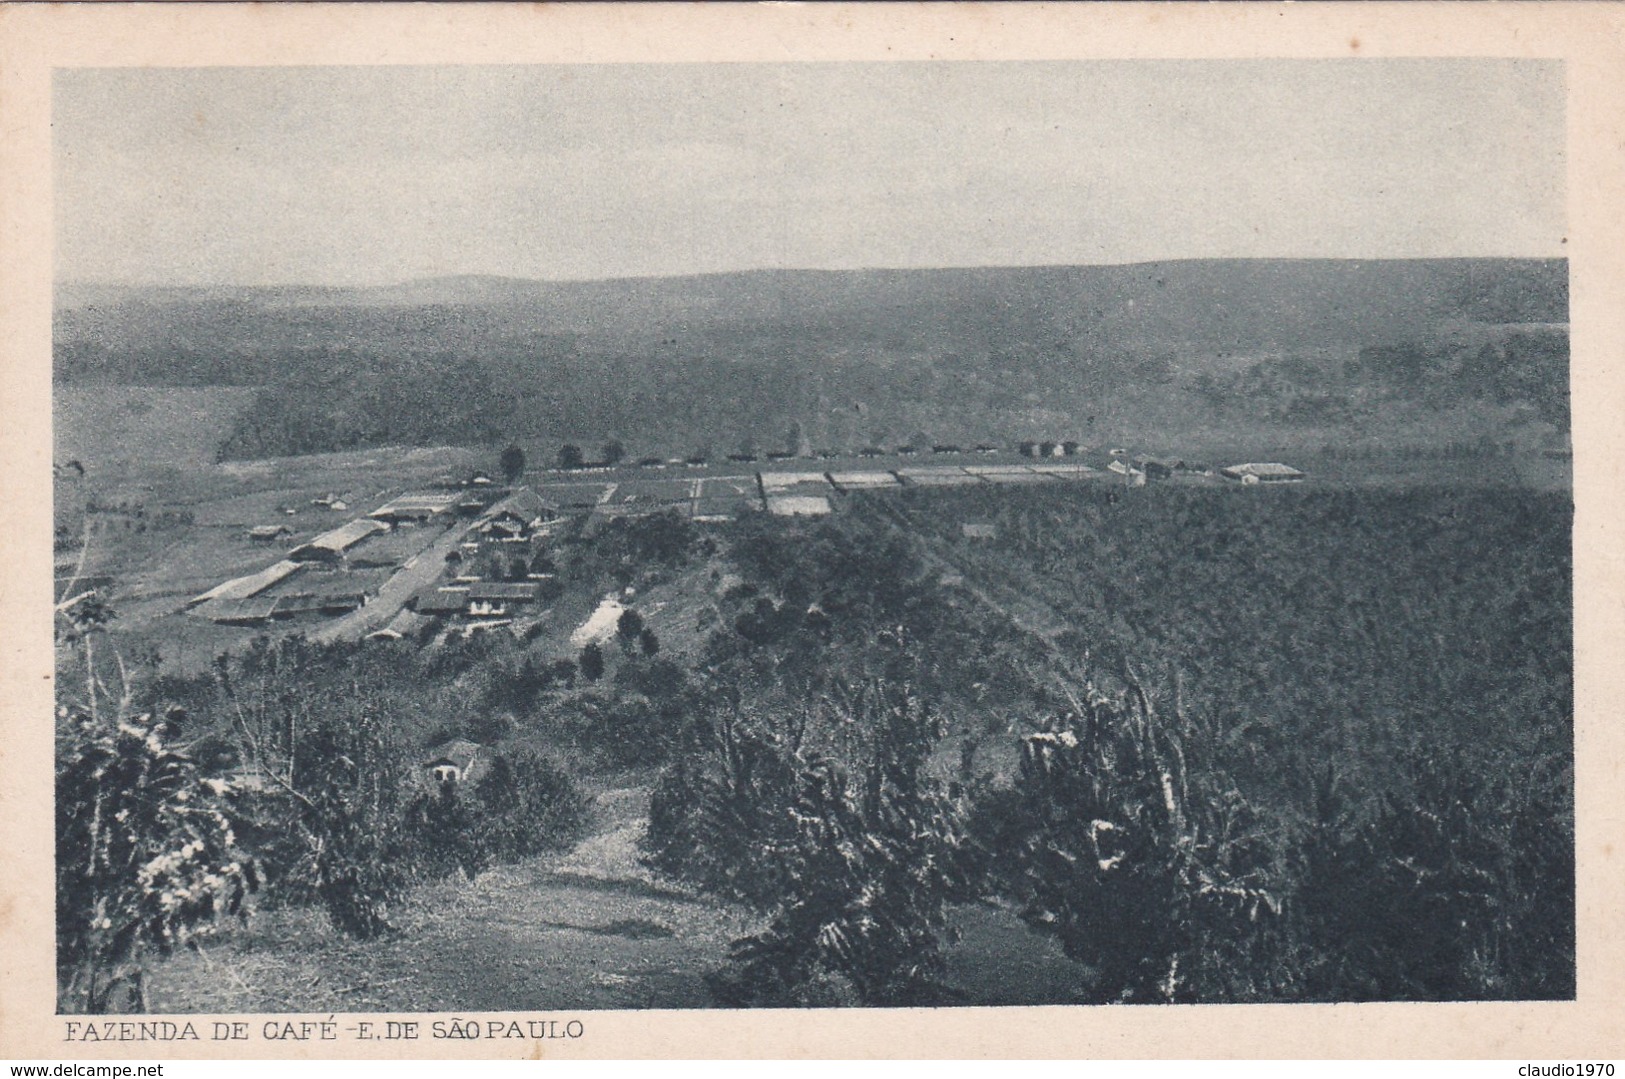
[54,259,1568,460]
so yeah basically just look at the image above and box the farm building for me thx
[768,495,832,517]
[203,588,369,624]
[1220,462,1306,484]
[1028,462,1094,478]
[466,581,541,617]
[294,595,364,617]
[411,587,471,615]
[965,465,1051,484]
[828,470,900,491]
[1108,459,1148,485]
[270,564,392,596]
[456,492,499,516]
[476,489,556,539]
[422,739,489,787]
[288,518,389,562]
[247,524,294,542]
[367,608,430,641]
[492,487,553,520]
[897,467,982,487]
[368,491,460,523]
[187,559,303,608]
[346,525,441,568]
[203,596,284,625]
[1138,457,1177,481]
[961,523,997,540]
[479,513,537,540]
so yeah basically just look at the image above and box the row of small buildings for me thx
[194,487,559,626]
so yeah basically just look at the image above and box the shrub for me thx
[984,673,1287,1003]
[645,710,801,906]
[649,681,977,1005]
[617,608,646,648]
[401,781,487,882]
[281,708,414,939]
[579,643,605,682]
[472,751,589,861]
[56,706,255,1012]
[1292,752,1574,1001]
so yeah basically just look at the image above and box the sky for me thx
[53,60,1565,287]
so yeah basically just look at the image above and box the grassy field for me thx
[54,385,259,477]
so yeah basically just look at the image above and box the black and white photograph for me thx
[11,4,1611,1056]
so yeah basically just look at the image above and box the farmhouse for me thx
[288,518,389,562]
[476,489,556,540]
[466,581,541,617]
[422,739,489,787]
[961,522,997,540]
[1220,462,1306,484]
[456,492,499,516]
[468,580,541,601]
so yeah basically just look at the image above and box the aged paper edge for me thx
[1,1,1621,1061]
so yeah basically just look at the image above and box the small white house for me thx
[422,738,487,787]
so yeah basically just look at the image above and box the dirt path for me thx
[148,787,761,1013]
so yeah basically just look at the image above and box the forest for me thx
[53,258,1569,460]
[56,480,1573,1010]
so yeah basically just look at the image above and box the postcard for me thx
[2,1,1622,1060]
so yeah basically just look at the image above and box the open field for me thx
[54,385,259,477]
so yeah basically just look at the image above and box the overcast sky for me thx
[53,60,1564,287]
